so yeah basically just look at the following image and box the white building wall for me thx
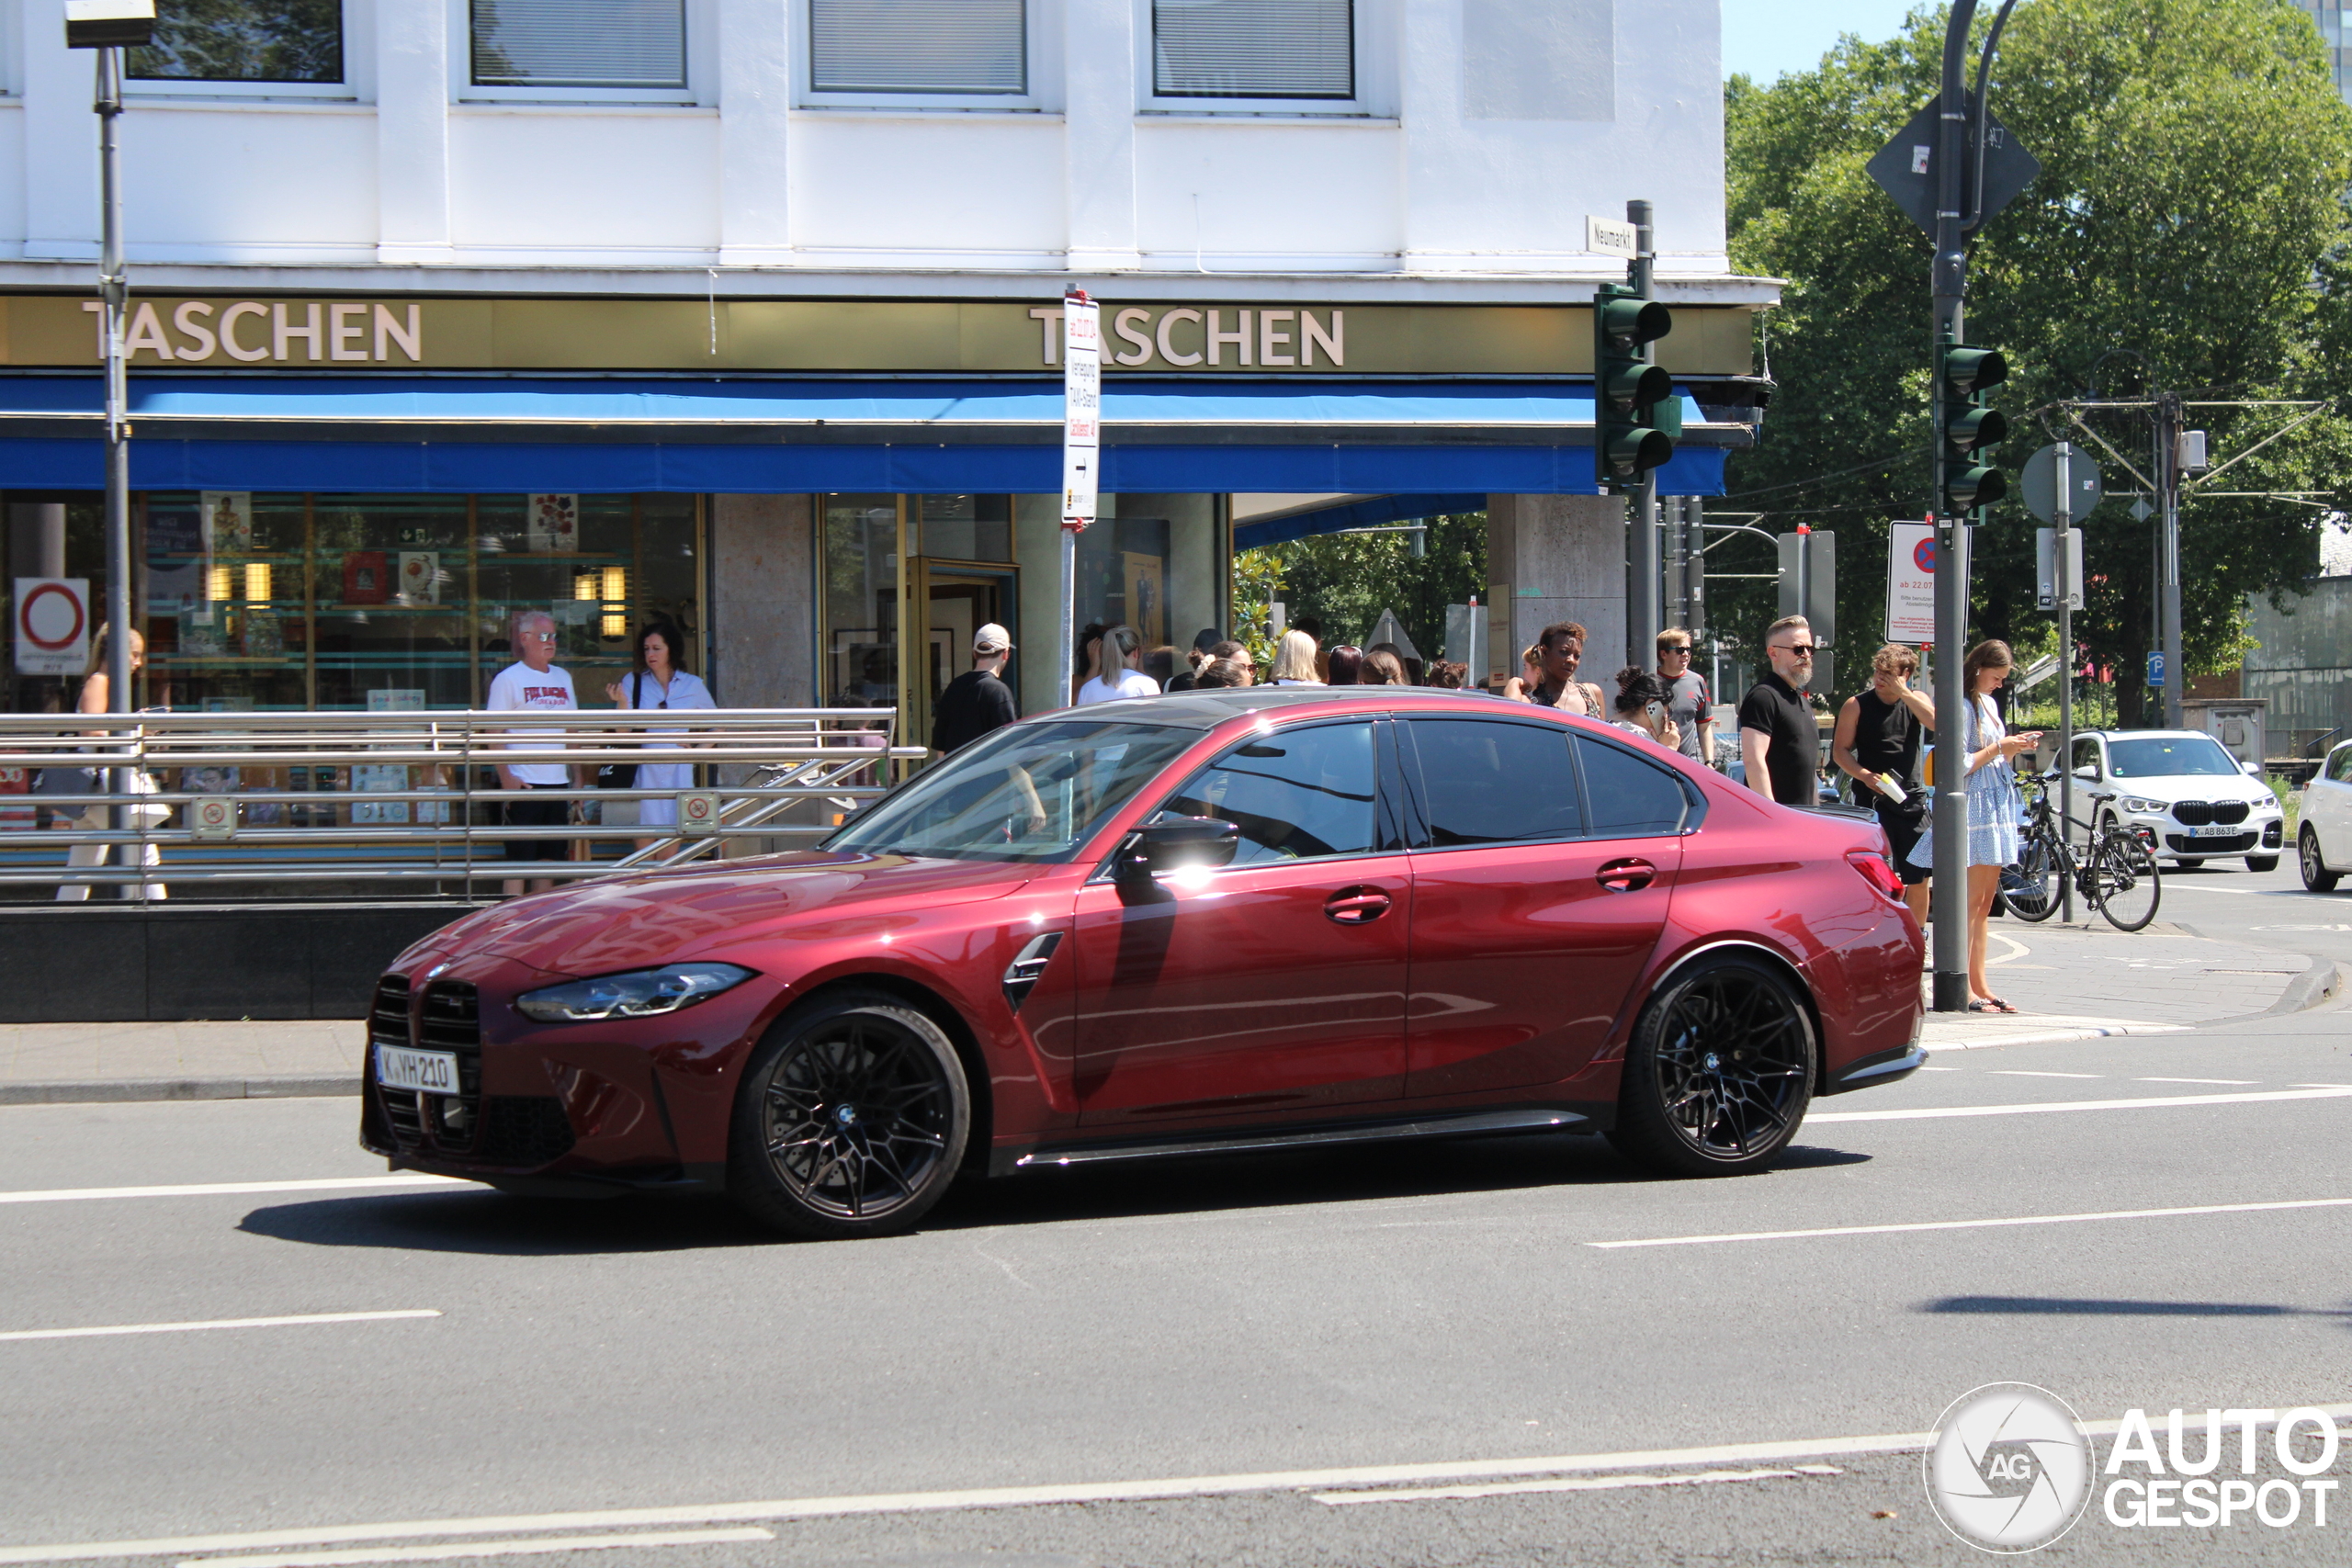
[0,0,1736,279]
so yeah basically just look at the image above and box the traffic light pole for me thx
[1627,200,1662,670]
[2156,392,2185,728]
[1927,0,1982,1014]
[97,44,134,891]
[2055,445,2075,925]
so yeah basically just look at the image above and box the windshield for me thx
[2108,735,2243,779]
[824,719,1199,863]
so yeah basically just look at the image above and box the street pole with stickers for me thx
[1059,292,1102,708]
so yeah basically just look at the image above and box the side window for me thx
[1577,736,1691,838]
[1406,719,1583,847]
[2074,738,2102,775]
[130,0,344,83]
[1158,721,1375,864]
[2332,746,2352,785]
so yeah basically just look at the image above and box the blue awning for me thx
[0,376,1735,496]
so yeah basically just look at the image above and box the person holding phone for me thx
[1954,639,2041,1013]
[1608,668,1682,750]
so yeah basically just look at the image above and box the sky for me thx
[1721,0,1924,82]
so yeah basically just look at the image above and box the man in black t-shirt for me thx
[1737,615,1822,806]
[932,623,1019,754]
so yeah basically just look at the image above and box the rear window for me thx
[1577,735,1695,837]
[1405,719,1583,846]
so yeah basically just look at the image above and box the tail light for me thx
[1848,850,1905,903]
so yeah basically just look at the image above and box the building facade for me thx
[0,0,1773,741]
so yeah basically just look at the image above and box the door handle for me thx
[1324,886,1393,924]
[1597,858,1657,894]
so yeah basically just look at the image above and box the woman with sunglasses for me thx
[606,619,715,852]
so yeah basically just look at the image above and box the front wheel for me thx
[2301,827,2340,893]
[728,992,970,1240]
[2091,829,2162,932]
[2006,835,2061,923]
[1608,955,1817,1179]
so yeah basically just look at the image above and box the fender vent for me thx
[1001,931,1064,1014]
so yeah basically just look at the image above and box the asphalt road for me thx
[2152,852,2352,969]
[4,992,2351,1565]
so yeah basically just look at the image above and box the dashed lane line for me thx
[1312,1464,1844,1506]
[0,1176,466,1206]
[181,1530,775,1568]
[1588,1196,2352,1250]
[0,1312,438,1345]
[1806,1085,2352,1122]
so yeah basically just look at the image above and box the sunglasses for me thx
[1773,643,1818,656]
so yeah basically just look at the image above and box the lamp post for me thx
[65,0,153,893]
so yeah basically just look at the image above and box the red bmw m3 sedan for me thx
[362,687,1926,1238]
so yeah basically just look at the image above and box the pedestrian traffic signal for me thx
[1594,282,1674,491]
[1939,344,2009,513]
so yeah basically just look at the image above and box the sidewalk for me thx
[0,925,2338,1104]
[1917,920,2341,1050]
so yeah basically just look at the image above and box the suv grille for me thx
[2173,800,2213,826]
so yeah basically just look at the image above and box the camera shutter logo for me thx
[1925,1383,2093,1551]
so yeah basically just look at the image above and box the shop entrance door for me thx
[907,558,1017,756]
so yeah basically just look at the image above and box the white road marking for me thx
[0,1176,466,1207]
[1807,1086,2352,1122]
[0,1312,438,1345]
[1917,1066,1962,1071]
[1589,1196,2352,1250]
[6,1412,2348,1565]
[2137,1077,2257,1086]
[1991,1070,2102,1078]
[1313,1464,1843,1505]
[180,1529,774,1568]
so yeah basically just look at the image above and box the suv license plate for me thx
[376,1045,461,1097]
[2189,825,2239,839]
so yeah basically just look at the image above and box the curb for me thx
[1918,1020,2192,1052]
[0,1074,357,1106]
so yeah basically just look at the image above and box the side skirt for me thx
[993,1105,1601,1179]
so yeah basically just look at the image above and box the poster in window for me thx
[526,494,579,554]
[148,501,202,555]
[1124,551,1165,649]
[343,551,389,605]
[201,492,252,554]
[397,551,439,604]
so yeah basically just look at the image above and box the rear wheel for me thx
[728,992,970,1240]
[1608,954,1816,1179]
[2301,827,2340,893]
[2091,829,2162,932]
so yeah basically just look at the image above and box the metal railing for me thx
[0,708,921,897]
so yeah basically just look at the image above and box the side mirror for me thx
[1114,816,1240,884]
[2243,760,2263,776]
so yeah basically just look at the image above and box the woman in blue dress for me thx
[1960,639,2041,1012]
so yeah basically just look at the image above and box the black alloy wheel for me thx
[2006,836,2061,923]
[2302,827,2340,893]
[729,992,970,1239]
[2091,829,2162,932]
[1608,954,1817,1179]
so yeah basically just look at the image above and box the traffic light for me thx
[1594,282,1674,491]
[1939,344,2009,513]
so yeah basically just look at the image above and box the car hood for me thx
[443,851,1039,976]
[2106,773,2270,805]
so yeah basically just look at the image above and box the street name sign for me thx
[1586,217,1638,260]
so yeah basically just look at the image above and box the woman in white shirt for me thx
[1076,625,1160,704]
[1267,629,1323,686]
[606,620,716,848]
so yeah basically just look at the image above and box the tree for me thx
[1724,0,2352,723]
[1259,512,1487,661]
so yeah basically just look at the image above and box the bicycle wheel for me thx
[2091,829,2162,932]
[2006,831,2062,923]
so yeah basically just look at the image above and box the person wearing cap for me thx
[933,622,1020,754]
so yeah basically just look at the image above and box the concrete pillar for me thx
[8,504,67,579]
[1063,0,1139,270]
[1485,494,1627,683]
[23,4,97,259]
[377,0,453,263]
[716,0,793,263]
[707,494,813,708]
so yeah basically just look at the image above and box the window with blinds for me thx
[471,0,688,89]
[1153,0,1353,99]
[809,0,1027,95]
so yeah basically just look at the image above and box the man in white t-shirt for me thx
[486,611,580,896]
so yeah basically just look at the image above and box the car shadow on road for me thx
[1923,1294,2351,1320]
[235,1136,1871,1257]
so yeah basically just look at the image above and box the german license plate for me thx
[375,1045,461,1097]
[2188,824,2239,839]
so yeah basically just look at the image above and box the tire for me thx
[1607,954,1817,1179]
[727,991,970,1240]
[2246,855,2280,873]
[2301,828,2340,893]
[2007,836,2061,923]
[2092,829,2162,933]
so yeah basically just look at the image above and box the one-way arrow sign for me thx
[1866,93,2041,237]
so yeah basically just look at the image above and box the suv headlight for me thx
[2120,796,2165,814]
[515,963,758,1022]
[2254,795,2281,813]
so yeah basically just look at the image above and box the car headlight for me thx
[2120,797,2165,814]
[2254,795,2281,813]
[514,963,758,1023]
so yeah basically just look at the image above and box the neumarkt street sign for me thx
[1866,94,2041,238]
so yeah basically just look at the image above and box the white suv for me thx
[2069,729,2285,871]
[2301,741,2352,891]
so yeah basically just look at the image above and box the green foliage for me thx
[1263,513,1488,661]
[130,0,342,82]
[1724,0,2352,721]
[1228,547,1286,668]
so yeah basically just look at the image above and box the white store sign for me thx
[1062,296,1102,529]
[1886,524,1936,644]
[14,577,90,676]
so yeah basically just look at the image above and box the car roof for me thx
[1040,685,1523,731]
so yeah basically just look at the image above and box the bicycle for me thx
[2004,769,2161,932]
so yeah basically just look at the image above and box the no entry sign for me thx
[13,578,89,676]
